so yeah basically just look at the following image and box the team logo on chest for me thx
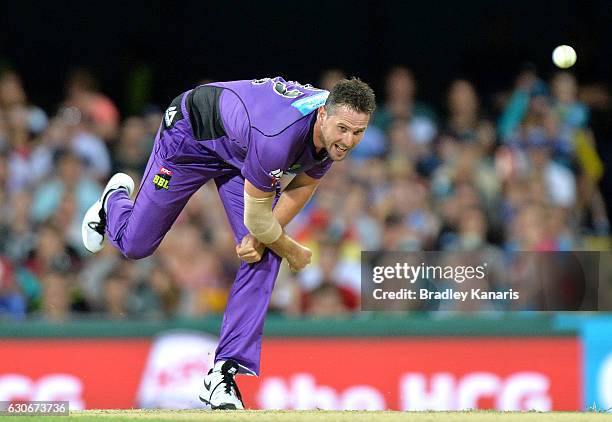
[153,167,173,190]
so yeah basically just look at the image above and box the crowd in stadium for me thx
[0,66,609,320]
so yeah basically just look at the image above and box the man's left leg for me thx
[199,173,282,409]
[213,172,282,375]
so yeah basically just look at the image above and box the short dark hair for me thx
[325,77,376,115]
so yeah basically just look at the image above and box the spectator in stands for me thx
[0,257,26,320]
[523,135,576,208]
[431,140,500,209]
[59,105,112,181]
[551,72,589,155]
[0,70,48,135]
[2,191,36,262]
[444,207,488,251]
[64,69,120,142]
[436,182,485,246]
[23,224,83,320]
[305,282,351,317]
[5,104,44,193]
[48,191,82,251]
[269,270,303,316]
[146,262,181,319]
[103,266,131,319]
[318,68,346,91]
[32,110,111,183]
[445,79,482,141]
[386,118,438,177]
[79,246,122,313]
[379,213,418,251]
[112,116,150,175]
[508,203,557,251]
[379,178,440,250]
[98,256,181,320]
[40,271,72,321]
[298,238,360,300]
[159,224,227,316]
[372,66,437,144]
[31,149,101,229]
[498,63,545,141]
[142,105,163,147]
[25,224,80,278]
[547,206,576,250]
[339,184,381,251]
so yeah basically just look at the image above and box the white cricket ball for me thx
[552,45,577,69]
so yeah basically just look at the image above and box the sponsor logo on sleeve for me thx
[291,91,329,116]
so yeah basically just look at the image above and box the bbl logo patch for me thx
[153,167,172,190]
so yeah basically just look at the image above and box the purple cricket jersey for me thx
[195,77,333,192]
[105,78,335,375]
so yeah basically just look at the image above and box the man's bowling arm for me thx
[273,172,320,228]
[243,179,311,270]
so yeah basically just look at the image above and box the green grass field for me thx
[2,410,612,422]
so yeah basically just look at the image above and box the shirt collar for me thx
[307,112,328,161]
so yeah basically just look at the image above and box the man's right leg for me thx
[103,150,209,259]
[84,89,218,259]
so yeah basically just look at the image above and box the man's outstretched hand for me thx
[236,234,266,263]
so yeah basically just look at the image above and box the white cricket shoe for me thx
[199,360,245,410]
[81,173,134,253]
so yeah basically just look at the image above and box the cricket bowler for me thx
[82,76,375,409]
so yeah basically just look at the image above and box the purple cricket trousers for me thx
[105,91,281,375]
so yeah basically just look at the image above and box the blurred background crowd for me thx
[0,65,610,320]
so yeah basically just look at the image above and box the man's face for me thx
[318,105,370,161]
